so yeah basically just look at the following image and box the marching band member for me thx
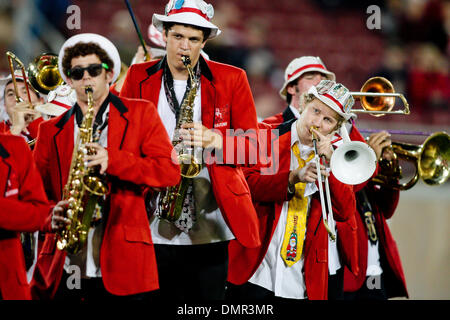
[120,0,260,300]
[30,33,180,300]
[0,133,50,300]
[0,71,44,144]
[227,80,356,300]
[343,131,408,300]
[263,56,334,127]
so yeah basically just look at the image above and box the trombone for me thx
[6,51,34,109]
[311,126,336,241]
[350,77,410,117]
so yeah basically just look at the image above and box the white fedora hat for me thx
[279,56,335,100]
[308,80,356,121]
[58,33,121,84]
[153,0,221,40]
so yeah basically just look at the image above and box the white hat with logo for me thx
[308,80,356,121]
[153,0,221,39]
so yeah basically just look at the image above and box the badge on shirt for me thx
[214,104,229,128]
[4,169,19,198]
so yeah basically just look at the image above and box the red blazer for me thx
[228,121,356,300]
[30,94,181,298]
[120,56,261,248]
[0,134,50,300]
[262,106,294,127]
[343,183,408,298]
[0,117,44,140]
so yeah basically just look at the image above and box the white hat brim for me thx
[279,68,336,100]
[58,33,121,84]
[35,103,69,117]
[152,13,221,39]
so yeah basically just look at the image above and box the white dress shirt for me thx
[249,120,318,299]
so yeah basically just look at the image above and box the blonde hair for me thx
[300,92,345,131]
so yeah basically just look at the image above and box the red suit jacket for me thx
[0,134,50,299]
[343,183,408,298]
[227,121,356,300]
[0,117,44,142]
[262,111,367,278]
[120,56,261,248]
[30,94,180,298]
[262,105,294,127]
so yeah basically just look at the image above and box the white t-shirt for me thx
[149,79,234,245]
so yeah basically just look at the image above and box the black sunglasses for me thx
[67,63,109,80]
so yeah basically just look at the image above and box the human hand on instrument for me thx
[51,200,70,232]
[9,101,41,136]
[134,45,152,64]
[289,161,328,185]
[179,122,223,150]
[310,127,334,161]
[367,131,392,160]
[85,143,109,174]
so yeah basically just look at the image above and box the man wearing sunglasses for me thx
[30,33,180,300]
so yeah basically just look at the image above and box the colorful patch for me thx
[174,0,185,10]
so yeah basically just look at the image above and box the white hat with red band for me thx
[279,56,335,100]
[35,84,75,117]
[152,0,221,39]
[308,80,356,121]
[58,33,121,84]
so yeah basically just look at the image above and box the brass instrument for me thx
[372,131,450,190]
[158,56,201,222]
[27,53,63,94]
[311,126,336,241]
[56,86,109,254]
[6,51,34,109]
[350,77,410,117]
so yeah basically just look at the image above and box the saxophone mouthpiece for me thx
[84,86,93,94]
[181,55,191,66]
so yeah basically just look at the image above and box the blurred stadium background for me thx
[0,0,448,299]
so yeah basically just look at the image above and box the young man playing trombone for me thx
[30,33,180,300]
[0,70,43,144]
[227,80,357,300]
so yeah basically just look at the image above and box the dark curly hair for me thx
[62,42,114,77]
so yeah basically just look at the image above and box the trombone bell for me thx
[351,77,410,117]
[27,54,63,94]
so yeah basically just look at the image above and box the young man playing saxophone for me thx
[120,0,260,300]
[31,33,180,300]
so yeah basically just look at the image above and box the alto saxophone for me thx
[56,86,109,254]
[158,56,202,222]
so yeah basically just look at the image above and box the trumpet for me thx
[350,77,410,117]
[372,131,450,190]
